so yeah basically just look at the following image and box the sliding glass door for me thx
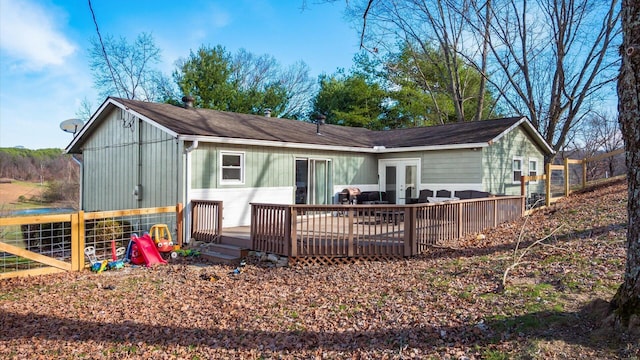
[295,158,333,205]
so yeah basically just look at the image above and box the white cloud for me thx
[0,0,76,71]
[210,9,231,29]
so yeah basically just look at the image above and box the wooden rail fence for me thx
[520,149,625,207]
[0,204,182,279]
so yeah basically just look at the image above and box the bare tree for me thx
[229,49,316,118]
[349,0,620,158]
[568,112,624,181]
[478,0,621,158]
[349,0,492,123]
[611,0,640,327]
[88,32,166,101]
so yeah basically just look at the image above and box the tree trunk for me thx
[611,0,640,326]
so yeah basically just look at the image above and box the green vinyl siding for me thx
[379,150,482,185]
[81,109,181,211]
[190,144,378,189]
[483,127,545,195]
[419,150,482,184]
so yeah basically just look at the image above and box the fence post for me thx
[582,160,587,189]
[564,158,570,196]
[520,175,526,197]
[545,163,551,207]
[176,203,183,247]
[71,213,80,271]
[76,211,85,271]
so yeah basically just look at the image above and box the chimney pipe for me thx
[182,96,195,108]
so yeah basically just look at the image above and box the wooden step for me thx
[199,250,243,265]
[208,243,249,258]
[219,235,251,249]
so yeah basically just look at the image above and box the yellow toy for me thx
[149,224,178,259]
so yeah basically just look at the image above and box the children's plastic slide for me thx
[130,233,167,266]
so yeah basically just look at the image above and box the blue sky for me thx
[0,0,361,149]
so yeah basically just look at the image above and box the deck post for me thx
[494,198,499,228]
[348,207,354,257]
[288,206,296,257]
[457,202,463,239]
[405,206,415,256]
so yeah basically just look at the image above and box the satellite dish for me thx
[59,118,84,135]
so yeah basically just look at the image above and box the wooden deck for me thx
[191,196,525,262]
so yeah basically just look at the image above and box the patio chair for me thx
[436,189,451,198]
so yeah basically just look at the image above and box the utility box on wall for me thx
[133,184,143,201]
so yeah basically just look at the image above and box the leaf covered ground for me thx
[1,179,638,359]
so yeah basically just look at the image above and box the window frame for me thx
[528,158,539,184]
[219,151,245,185]
[512,156,523,184]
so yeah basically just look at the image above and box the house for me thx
[65,97,554,236]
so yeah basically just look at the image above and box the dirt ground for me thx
[0,181,44,207]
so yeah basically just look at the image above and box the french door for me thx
[378,159,420,205]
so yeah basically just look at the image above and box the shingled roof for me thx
[66,97,552,154]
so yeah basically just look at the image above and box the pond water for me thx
[6,207,76,216]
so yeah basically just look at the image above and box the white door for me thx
[379,159,420,205]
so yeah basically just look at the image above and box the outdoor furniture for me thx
[338,187,362,204]
[436,189,452,197]
[454,190,491,199]
[419,189,434,202]
[356,191,388,204]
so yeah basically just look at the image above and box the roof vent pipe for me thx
[314,113,326,135]
[182,96,195,108]
[264,108,271,117]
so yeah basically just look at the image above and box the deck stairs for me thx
[197,227,251,264]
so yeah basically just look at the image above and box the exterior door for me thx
[295,158,333,205]
[379,159,420,205]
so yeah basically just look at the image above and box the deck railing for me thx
[251,196,524,259]
[191,200,223,243]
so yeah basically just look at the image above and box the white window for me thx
[220,152,244,184]
[513,157,523,183]
[529,159,539,183]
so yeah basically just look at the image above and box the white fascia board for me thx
[490,117,555,155]
[178,135,369,152]
[178,135,488,153]
[113,102,179,138]
[64,98,115,153]
[375,143,489,153]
